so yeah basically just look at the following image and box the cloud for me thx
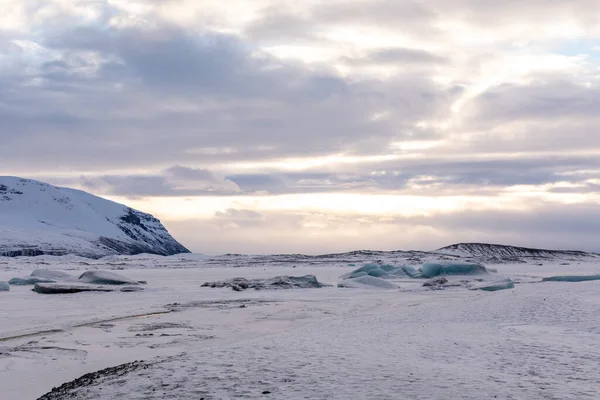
[81,166,241,197]
[163,202,600,254]
[344,47,448,66]
[2,0,600,252]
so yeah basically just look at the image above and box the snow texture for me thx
[542,275,600,282]
[201,275,329,291]
[0,176,190,258]
[2,261,600,399]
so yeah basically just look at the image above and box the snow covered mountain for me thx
[436,243,599,262]
[0,177,190,258]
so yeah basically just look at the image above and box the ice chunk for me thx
[8,277,56,286]
[387,267,409,277]
[0,282,9,291]
[401,266,422,278]
[202,275,330,291]
[542,275,600,283]
[367,268,390,278]
[34,283,144,294]
[341,263,408,279]
[78,271,140,285]
[337,276,397,290]
[379,264,396,272]
[340,264,377,279]
[421,262,487,278]
[470,278,514,292]
[31,269,74,280]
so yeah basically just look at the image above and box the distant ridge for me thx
[436,243,599,260]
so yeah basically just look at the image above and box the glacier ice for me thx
[202,275,329,291]
[337,276,397,289]
[31,269,74,280]
[341,263,408,280]
[8,277,55,286]
[421,262,487,278]
[469,278,515,292]
[0,282,9,291]
[78,271,140,285]
[400,266,422,278]
[542,275,600,283]
[34,283,144,294]
[366,268,390,278]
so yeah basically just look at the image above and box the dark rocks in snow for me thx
[202,275,329,291]
[0,249,47,257]
[33,283,144,294]
[0,281,9,291]
[79,270,140,285]
[422,277,449,287]
[37,360,151,400]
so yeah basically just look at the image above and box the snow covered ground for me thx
[1,256,600,399]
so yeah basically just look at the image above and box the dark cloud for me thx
[1,21,454,172]
[469,79,600,124]
[72,154,600,198]
[2,0,600,253]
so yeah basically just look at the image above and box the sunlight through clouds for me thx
[2,0,600,252]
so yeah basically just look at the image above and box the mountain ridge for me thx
[436,242,599,259]
[0,176,190,258]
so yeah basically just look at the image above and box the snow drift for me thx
[0,177,189,258]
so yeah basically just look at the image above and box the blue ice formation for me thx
[400,265,422,278]
[421,262,487,278]
[340,264,409,280]
[8,277,56,286]
[0,281,10,291]
[470,278,514,292]
[542,275,600,283]
[342,262,489,283]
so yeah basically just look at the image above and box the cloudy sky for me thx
[2,0,600,254]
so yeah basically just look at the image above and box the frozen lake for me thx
[1,259,600,399]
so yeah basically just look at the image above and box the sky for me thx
[1,0,600,254]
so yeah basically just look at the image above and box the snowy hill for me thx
[0,177,190,258]
[436,243,599,262]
